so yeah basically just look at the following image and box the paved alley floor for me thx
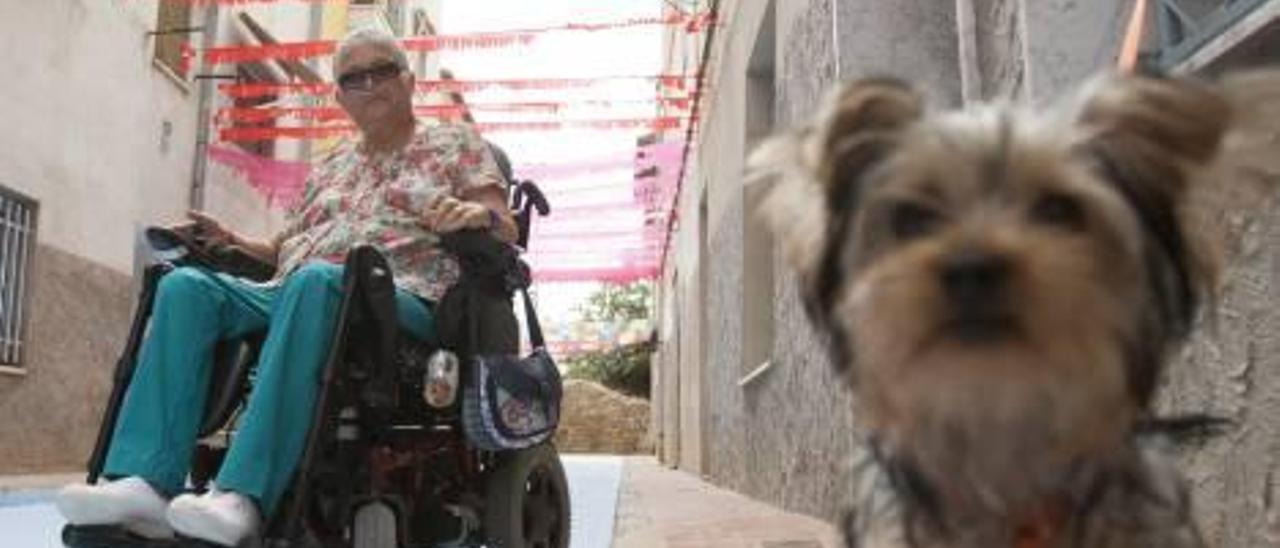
[0,458,622,548]
[1,456,840,548]
[612,457,842,548]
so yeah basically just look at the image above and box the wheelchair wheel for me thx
[482,444,570,548]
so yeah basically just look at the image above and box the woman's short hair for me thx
[332,27,410,80]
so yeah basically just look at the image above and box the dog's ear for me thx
[751,79,923,323]
[818,78,925,188]
[1076,74,1229,183]
[811,79,923,322]
[1074,74,1231,404]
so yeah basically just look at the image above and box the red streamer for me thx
[217,76,696,99]
[201,14,713,65]
[218,117,687,141]
[215,98,691,124]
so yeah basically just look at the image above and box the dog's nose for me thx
[939,249,1010,304]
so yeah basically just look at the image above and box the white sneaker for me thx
[55,476,173,539]
[166,488,261,547]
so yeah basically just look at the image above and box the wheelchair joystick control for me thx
[423,350,460,408]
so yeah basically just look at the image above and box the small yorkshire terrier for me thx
[751,70,1279,548]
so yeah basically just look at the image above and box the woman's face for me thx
[334,44,414,131]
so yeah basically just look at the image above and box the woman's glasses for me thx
[337,62,404,93]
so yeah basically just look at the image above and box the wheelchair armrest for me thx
[145,226,277,282]
[439,229,527,291]
[438,229,512,261]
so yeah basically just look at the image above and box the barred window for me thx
[154,0,192,79]
[0,187,36,368]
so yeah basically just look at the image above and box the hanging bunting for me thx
[206,144,311,206]
[513,140,686,180]
[140,1,718,285]
[218,117,688,141]
[215,98,692,124]
[516,157,634,180]
[530,266,660,283]
[217,104,540,123]
[477,117,684,134]
[201,13,713,65]
[202,34,529,65]
[218,76,697,99]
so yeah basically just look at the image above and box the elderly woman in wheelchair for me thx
[56,28,566,548]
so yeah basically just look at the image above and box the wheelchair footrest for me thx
[62,525,177,548]
[62,524,259,548]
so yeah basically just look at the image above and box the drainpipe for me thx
[190,2,220,211]
[831,0,841,78]
[956,0,982,104]
[301,1,325,162]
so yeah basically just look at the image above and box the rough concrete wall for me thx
[697,0,862,523]
[692,0,969,524]
[776,0,838,127]
[1020,0,1130,104]
[703,0,970,523]
[705,187,746,481]
[696,0,756,492]
[833,0,962,108]
[0,245,133,473]
[554,380,651,455]
[678,221,707,474]
[1155,78,1280,548]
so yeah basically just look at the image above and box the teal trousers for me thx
[102,262,436,515]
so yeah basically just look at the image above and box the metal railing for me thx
[0,187,35,367]
[1154,0,1272,67]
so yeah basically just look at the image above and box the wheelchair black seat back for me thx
[66,184,568,548]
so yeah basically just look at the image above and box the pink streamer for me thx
[513,141,686,180]
[531,265,659,283]
[207,145,310,207]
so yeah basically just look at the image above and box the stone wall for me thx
[554,380,651,455]
[1156,71,1280,548]
[0,245,133,473]
[657,0,1280,540]
[694,0,966,524]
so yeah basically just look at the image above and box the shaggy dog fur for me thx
[749,69,1280,548]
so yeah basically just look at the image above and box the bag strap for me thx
[519,286,545,349]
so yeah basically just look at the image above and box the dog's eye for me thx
[890,202,940,240]
[1030,193,1085,230]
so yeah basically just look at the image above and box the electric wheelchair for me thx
[62,181,567,548]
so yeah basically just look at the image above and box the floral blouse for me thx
[274,120,505,302]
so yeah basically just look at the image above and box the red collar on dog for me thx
[1013,502,1067,548]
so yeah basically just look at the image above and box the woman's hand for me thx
[173,210,282,266]
[174,210,239,248]
[422,194,494,233]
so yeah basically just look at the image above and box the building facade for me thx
[652,1,1280,546]
[0,0,442,474]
